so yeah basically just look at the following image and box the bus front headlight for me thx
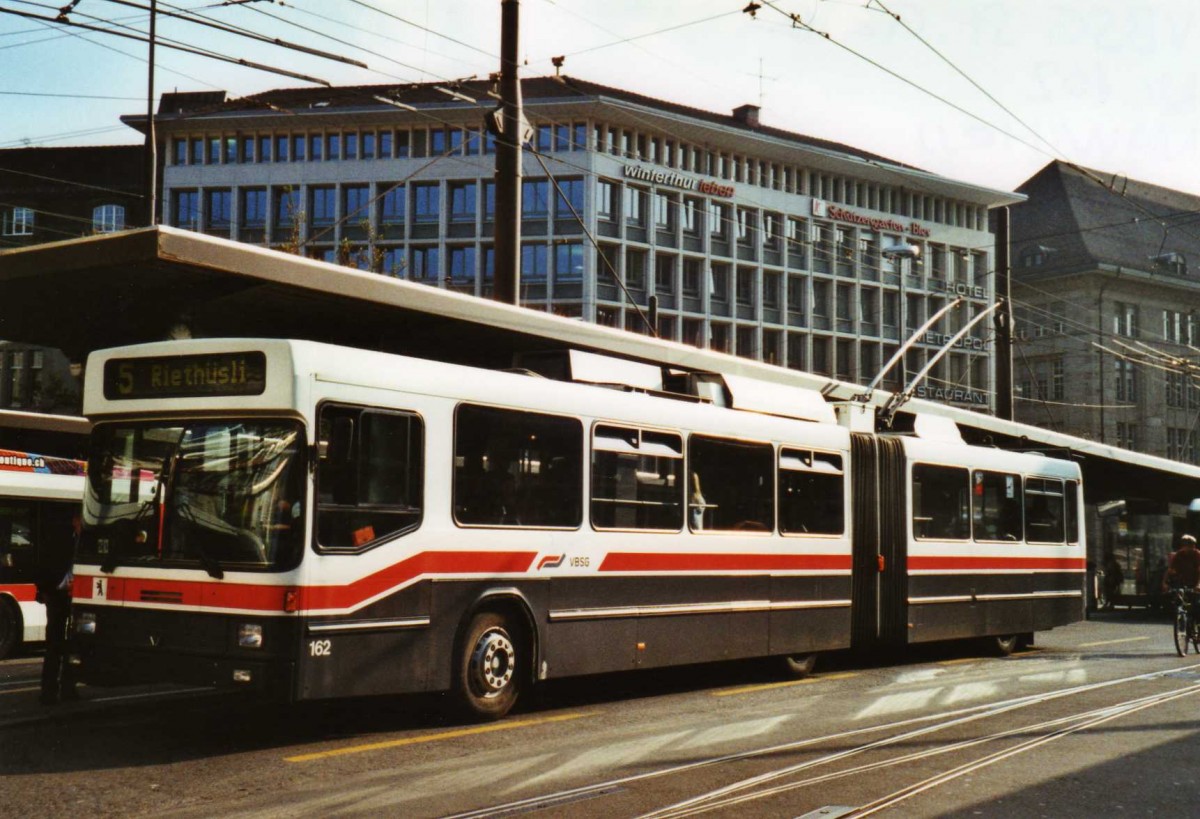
[76,612,97,635]
[237,623,263,649]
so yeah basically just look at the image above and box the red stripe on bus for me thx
[72,551,537,613]
[598,552,852,573]
[908,556,1086,571]
[0,583,37,603]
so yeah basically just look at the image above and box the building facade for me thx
[128,77,1017,408]
[1011,161,1200,462]
[0,145,141,412]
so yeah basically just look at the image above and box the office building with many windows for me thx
[127,77,1017,409]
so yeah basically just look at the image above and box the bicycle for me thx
[1171,588,1200,657]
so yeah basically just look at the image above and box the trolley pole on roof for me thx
[993,206,1014,419]
[144,0,158,226]
[492,0,522,305]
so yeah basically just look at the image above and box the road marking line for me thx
[712,672,859,697]
[285,711,597,763]
[937,657,979,666]
[1077,636,1150,648]
[0,686,38,697]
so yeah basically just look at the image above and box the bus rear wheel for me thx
[455,612,521,721]
[0,598,20,660]
[991,634,1019,656]
[781,653,817,678]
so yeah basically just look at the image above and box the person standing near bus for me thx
[1162,534,1200,592]
[37,512,78,705]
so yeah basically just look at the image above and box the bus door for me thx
[850,434,907,650]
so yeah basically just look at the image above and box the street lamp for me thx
[882,240,921,387]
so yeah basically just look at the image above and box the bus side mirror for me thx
[326,416,355,465]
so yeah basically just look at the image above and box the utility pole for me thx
[145,0,157,226]
[493,0,522,305]
[993,207,1013,419]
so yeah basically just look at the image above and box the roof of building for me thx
[140,75,916,170]
[1011,160,1200,278]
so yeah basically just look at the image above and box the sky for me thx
[1,0,1196,195]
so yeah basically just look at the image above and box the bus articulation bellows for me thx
[71,339,1084,719]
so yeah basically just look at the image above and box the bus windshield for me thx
[81,420,306,572]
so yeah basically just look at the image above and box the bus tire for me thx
[781,653,817,678]
[0,597,20,660]
[455,611,521,721]
[991,634,1019,657]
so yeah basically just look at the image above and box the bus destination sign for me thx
[103,352,267,400]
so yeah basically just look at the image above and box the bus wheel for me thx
[991,634,1019,657]
[455,612,521,721]
[781,653,817,678]
[0,598,20,660]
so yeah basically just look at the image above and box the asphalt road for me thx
[3,612,1199,818]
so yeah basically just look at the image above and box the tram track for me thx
[441,661,1200,819]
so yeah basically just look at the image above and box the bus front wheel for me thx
[455,612,521,721]
[781,653,817,678]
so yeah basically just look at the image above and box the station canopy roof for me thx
[2,226,1198,505]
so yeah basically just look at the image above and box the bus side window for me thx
[1065,480,1080,544]
[0,501,36,578]
[316,404,424,552]
[912,464,970,541]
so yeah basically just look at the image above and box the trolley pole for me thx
[493,0,522,305]
[993,206,1014,419]
[144,0,158,226]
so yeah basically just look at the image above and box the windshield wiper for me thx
[175,502,225,580]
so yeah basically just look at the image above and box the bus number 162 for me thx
[308,639,332,657]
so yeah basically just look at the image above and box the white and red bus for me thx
[0,445,87,658]
[70,339,1084,719]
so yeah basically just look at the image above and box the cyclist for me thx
[1162,534,1200,592]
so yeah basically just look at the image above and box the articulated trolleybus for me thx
[71,339,1084,719]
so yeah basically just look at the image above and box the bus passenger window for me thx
[0,502,36,577]
[591,426,683,531]
[317,405,424,551]
[1024,478,1065,544]
[688,435,773,533]
[453,404,582,528]
[778,449,844,535]
[971,471,1022,542]
[912,464,970,541]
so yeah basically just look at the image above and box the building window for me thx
[274,188,301,231]
[412,183,440,223]
[172,191,199,231]
[449,182,477,223]
[291,134,305,162]
[555,243,584,284]
[1114,302,1138,337]
[654,193,673,230]
[554,178,584,219]
[522,179,550,219]
[1050,357,1065,401]
[310,186,336,227]
[596,180,616,221]
[343,132,358,160]
[682,198,699,234]
[1114,359,1138,402]
[274,135,288,163]
[483,182,496,221]
[710,262,729,302]
[448,245,476,286]
[736,268,755,307]
[205,189,232,230]
[343,184,370,226]
[521,243,549,282]
[241,188,267,228]
[682,257,702,296]
[361,131,376,160]
[411,246,440,282]
[1168,371,1186,408]
[172,137,187,165]
[2,206,34,236]
[379,184,405,226]
[325,132,340,161]
[1116,422,1138,451]
[624,186,646,226]
[379,130,393,157]
[708,202,728,239]
[625,248,647,290]
[92,204,125,233]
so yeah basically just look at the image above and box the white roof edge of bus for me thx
[0,408,90,433]
[568,350,662,392]
[0,471,85,500]
[21,227,1200,484]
